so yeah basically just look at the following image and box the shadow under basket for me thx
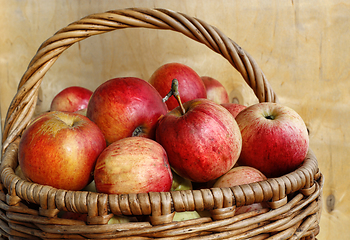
[0,8,323,240]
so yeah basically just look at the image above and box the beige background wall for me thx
[1,1,349,239]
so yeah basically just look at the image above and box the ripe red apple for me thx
[50,86,93,112]
[201,76,229,104]
[94,137,173,195]
[156,98,242,182]
[148,63,207,110]
[213,166,267,215]
[86,77,168,145]
[18,111,106,191]
[221,103,247,118]
[235,102,309,178]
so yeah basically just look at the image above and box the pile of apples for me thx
[17,62,309,219]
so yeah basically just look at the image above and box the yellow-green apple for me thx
[201,76,229,104]
[171,170,192,191]
[59,212,137,223]
[235,102,309,178]
[108,215,138,224]
[173,211,201,221]
[94,137,173,194]
[74,108,87,116]
[156,98,242,182]
[87,77,168,145]
[82,180,96,192]
[221,103,247,118]
[213,166,268,215]
[171,170,198,221]
[50,86,93,112]
[15,166,26,180]
[148,63,207,110]
[18,111,106,191]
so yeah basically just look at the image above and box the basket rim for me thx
[0,139,321,221]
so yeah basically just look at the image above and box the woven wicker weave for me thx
[0,8,323,240]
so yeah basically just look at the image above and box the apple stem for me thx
[172,80,186,115]
[162,79,186,115]
[162,89,173,103]
[132,126,143,137]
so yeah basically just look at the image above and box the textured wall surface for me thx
[1,1,350,239]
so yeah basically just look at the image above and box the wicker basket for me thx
[0,8,323,240]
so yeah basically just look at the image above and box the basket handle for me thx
[1,7,278,155]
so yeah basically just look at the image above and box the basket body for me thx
[0,8,323,240]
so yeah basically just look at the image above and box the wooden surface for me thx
[1,0,349,239]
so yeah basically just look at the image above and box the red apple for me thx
[213,166,267,215]
[86,77,168,145]
[201,76,229,104]
[94,137,173,194]
[156,98,242,182]
[18,111,106,191]
[235,102,309,178]
[221,103,247,118]
[50,86,93,112]
[148,63,207,110]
